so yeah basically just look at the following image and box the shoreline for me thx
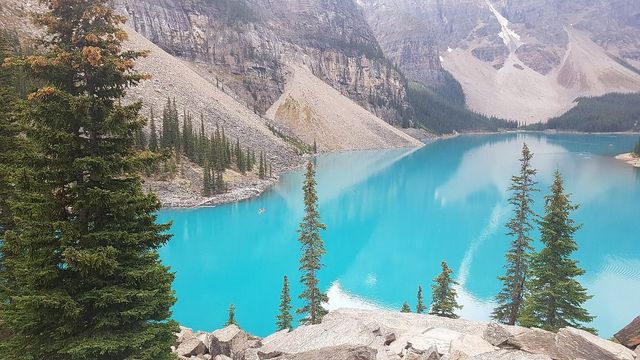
[615,153,640,168]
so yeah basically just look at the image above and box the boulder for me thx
[177,337,207,357]
[471,349,552,359]
[483,323,519,347]
[403,345,440,360]
[390,328,463,355]
[449,334,495,357]
[268,345,377,360]
[177,326,196,343]
[208,324,249,358]
[214,355,232,360]
[556,327,636,360]
[506,328,562,359]
[614,316,640,349]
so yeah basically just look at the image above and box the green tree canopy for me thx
[430,261,462,319]
[520,171,595,333]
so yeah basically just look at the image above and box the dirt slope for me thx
[265,64,423,152]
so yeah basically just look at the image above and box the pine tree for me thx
[203,159,213,196]
[493,143,538,325]
[313,139,317,154]
[227,304,237,326]
[430,261,462,319]
[276,275,293,331]
[634,137,640,157]
[259,152,266,179]
[215,171,225,194]
[0,1,178,358]
[149,108,158,152]
[416,286,426,314]
[520,171,595,333]
[296,161,328,325]
[246,147,253,171]
[401,302,412,313]
[235,138,246,173]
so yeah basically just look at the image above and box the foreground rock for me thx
[615,316,640,349]
[173,309,638,360]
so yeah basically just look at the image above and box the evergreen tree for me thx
[226,304,237,326]
[246,147,253,171]
[276,275,293,331]
[296,161,328,324]
[520,171,595,333]
[634,137,640,157]
[203,159,213,196]
[269,164,273,178]
[416,286,425,314]
[149,108,158,152]
[235,138,246,173]
[0,1,177,358]
[215,171,225,194]
[259,152,266,179]
[401,302,412,313]
[493,143,538,325]
[313,139,317,154]
[430,261,462,319]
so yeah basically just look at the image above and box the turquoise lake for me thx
[157,133,640,338]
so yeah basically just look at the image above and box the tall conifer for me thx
[0,1,177,358]
[493,143,538,325]
[430,261,462,319]
[149,108,158,152]
[276,275,293,331]
[520,171,595,333]
[226,304,237,326]
[296,161,328,324]
[416,286,425,314]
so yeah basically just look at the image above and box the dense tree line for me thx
[134,98,273,196]
[527,93,640,132]
[405,81,518,134]
[0,1,178,359]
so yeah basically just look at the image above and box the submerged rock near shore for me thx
[173,309,637,360]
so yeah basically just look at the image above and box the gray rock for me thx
[449,334,495,357]
[403,345,440,360]
[214,355,232,360]
[177,337,207,357]
[506,328,562,359]
[269,345,378,360]
[177,326,196,344]
[471,349,552,360]
[556,327,636,360]
[208,324,250,358]
[482,323,511,346]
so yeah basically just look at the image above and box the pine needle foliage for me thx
[0,1,178,359]
[276,275,293,331]
[416,286,426,314]
[226,304,237,326]
[296,161,328,325]
[401,302,412,313]
[520,171,595,333]
[493,143,538,325]
[430,261,462,319]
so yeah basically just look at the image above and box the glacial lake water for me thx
[158,133,640,337]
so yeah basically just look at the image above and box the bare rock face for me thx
[556,327,636,360]
[112,0,411,126]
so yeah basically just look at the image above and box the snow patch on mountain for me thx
[485,0,522,52]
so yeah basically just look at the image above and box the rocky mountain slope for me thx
[171,308,639,360]
[111,0,413,126]
[358,0,640,123]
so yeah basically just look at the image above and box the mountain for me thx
[357,0,640,123]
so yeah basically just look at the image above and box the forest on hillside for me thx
[527,93,640,132]
[406,80,518,134]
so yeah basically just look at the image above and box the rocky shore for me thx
[172,309,638,360]
[615,153,640,168]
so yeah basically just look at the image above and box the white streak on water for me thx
[325,281,384,311]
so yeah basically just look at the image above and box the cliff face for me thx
[112,0,410,125]
[358,0,640,123]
